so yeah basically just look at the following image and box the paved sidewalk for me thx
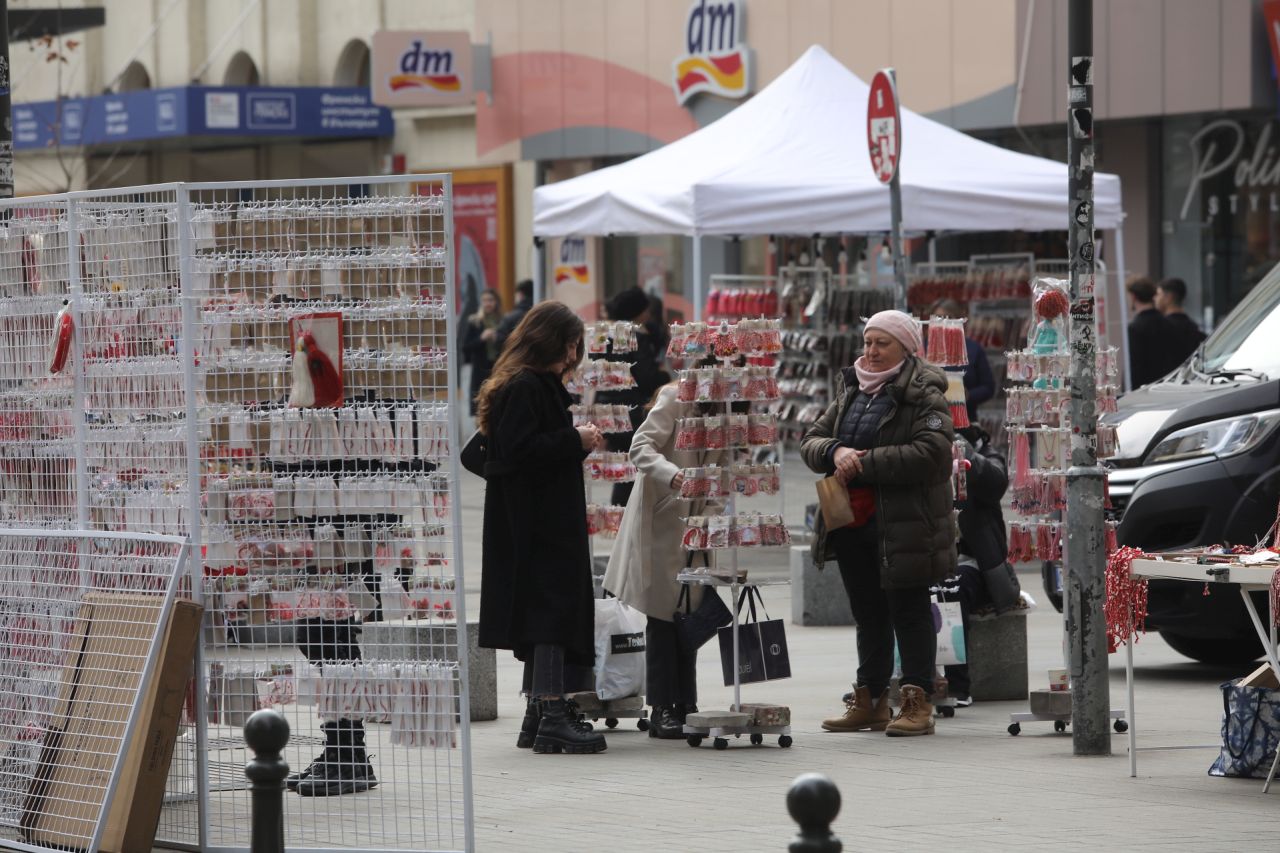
[455,457,1279,852]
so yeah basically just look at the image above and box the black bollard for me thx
[244,709,290,853]
[786,773,842,853]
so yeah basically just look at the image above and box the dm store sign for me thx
[371,31,473,108]
[672,0,751,106]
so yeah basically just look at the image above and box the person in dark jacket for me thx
[1127,277,1170,388]
[801,310,957,737]
[598,286,670,506]
[494,279,534,353]
[475,301,609,755]
[462,288,504,415]
[1156,277,1205,371]
[945,424,1020,705]
[929,298,995,421]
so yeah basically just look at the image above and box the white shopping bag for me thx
[593,598,647,700]
[933,597,967,666]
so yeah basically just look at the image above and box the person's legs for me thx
[944,566,981,702]
[644,617,689,738]
[885,586,937,692]
[830,526,894,694]
[531,642,607,754]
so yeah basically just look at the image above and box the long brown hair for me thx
[475,301,585,434]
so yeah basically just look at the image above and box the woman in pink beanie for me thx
[800,309,957,737]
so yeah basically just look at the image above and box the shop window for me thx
[116,61,151,92]
[224,51,260,87]
[334,39,371,88]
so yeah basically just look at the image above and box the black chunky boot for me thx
[287,721,335,792]
[516,696,540,749]
[296,721,378,796]
[648,706,684,739]
[532,698,607,754]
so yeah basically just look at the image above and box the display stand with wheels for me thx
[667,315,792,749]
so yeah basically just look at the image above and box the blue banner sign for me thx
[13,86,392,150]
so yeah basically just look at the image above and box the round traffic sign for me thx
[867,69,901,184]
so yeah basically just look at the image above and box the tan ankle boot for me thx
[886,684,936,737]
[821,686,891,732]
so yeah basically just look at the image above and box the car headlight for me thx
[1144,409,1280,465]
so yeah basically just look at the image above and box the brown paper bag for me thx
[816,476,855,529]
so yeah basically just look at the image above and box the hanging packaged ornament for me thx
[288,313,344,408]
[48,301,74,374]
[944,372,970,429]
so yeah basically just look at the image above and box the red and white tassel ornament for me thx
[288,332,343,408]
[48,301,73,374]
[944,372,970,429]
[1105,545,1149,653]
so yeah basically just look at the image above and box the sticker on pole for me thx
[867,69,901,184]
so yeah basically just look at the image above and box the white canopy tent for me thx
[533,45,1128,374]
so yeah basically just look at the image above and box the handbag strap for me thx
[734,586,762,623]
[677,584,691,614]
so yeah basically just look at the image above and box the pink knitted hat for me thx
[864,310,923,354]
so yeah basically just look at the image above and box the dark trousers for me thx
[645,617,697,707]
[295,617,366,751]
[942,565,982,698]
[521,645,594,698]
[829,523,936,693]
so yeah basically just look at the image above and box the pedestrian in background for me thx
[597,286,671,506]
[801,310,957,737]
[462,288,504,415]
[928,298,995,423]
[1156,277,1206,369]
[475,301,608,755]
[603,380,726,739]
[494,279,534,352]
[1126,277,1169,388]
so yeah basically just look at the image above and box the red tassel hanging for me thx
[1012,429,1032,493]
[289,332,343,408]
[48,302,73,374]
[1105,546,1149,653]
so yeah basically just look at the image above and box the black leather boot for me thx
[533,698,607,754]
[296,722,378,796]
[517,696,540,749]
[287,721,335,792]
[648,706,684,739]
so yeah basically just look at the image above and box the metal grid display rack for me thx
[0,176,473,853]
[667,318,793,750]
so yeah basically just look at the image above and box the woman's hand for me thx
[670,471,685,491]
[577,424,604,452]
[833,446,863,485]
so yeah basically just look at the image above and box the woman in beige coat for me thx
[603,384,726,739]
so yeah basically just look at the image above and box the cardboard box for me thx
[21,594,203,853]
[1241,662,1280,690]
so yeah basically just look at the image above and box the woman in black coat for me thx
[475,300,608,755]
[462,288,503,415]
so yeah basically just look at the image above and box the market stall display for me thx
[668,318,793,750]
[0,177,472,853]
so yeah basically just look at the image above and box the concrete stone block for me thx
[968,610,1029,702]
[1028,688,1072,717]
[686,711,751,728]
[361,620,498,722]
[789,545,853,626]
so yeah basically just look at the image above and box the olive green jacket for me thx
[800,357,958,589]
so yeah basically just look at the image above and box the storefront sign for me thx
[550,237,598,318]
[554,238,591,287]
[12,86,391,149]
[672,0,750,106]
[867,69,901,184]
[371,31,473,108]
[1179,119,1280,221]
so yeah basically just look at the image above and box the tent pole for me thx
[1114,223,1132,392]
[692,234,704,321]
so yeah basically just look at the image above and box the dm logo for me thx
[390,40,461,93]
[553,238,590,286]
[672,0,750,106]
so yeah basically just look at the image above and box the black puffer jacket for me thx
[956,428,1009,572]
[801,357,958,589]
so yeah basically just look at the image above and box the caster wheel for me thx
[605,718,618,729]
[1114,719,1128,733]
[1054,720,1067,733]
[637,719,650,732]
[1008,723,1021,736]
[750,733,764,746]
[939,706,955,718]
[686,735,703,748]
[778,735,793,748]
[713,738,729,751]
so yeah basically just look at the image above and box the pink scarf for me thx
[853,355,905,395]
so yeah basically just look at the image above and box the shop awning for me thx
[533,45,1123,237]
[13,86,393,150]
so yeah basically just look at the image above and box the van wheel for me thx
[1158,630,1263,666]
